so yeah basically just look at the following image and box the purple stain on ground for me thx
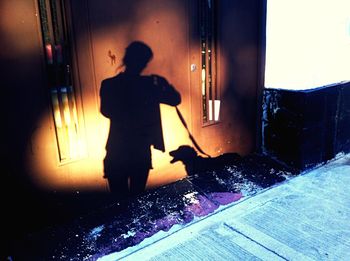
[209,192,243,205]
[184,195,219,217]
[91,192,243,259]
[154,213,182,230]
[132,214,182,244]
[127,192,243,248]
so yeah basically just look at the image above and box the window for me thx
[200,0,220,124]
[38,0,85,162]
[265,0,350,90]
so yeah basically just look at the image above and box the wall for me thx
[263,82,350,170]
[194,0,265,156]
[37,0,265,191]
[69,0,193,190]
[0,0,54,253]
[1,0,265,249]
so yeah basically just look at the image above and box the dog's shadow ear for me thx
[169,153,178,164]
[169,145,198,164]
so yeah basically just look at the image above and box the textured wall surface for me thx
[262,82,350,170]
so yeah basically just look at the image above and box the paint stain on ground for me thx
[9,154,295,260]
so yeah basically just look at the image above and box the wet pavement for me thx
[10,153,297,260]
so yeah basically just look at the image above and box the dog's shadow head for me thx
[170,145,241,177]
[169,145,198,164]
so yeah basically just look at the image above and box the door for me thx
[69,0,194,189]
[29,0,264,192]
[189,0,263,157]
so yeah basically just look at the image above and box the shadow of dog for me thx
[169,145,241,176]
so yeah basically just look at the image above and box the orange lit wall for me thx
[27,0,195,191]
[1,0,265,193]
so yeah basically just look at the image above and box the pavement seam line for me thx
[223,223,289,261]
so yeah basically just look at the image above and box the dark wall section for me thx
[217,0,264,154]
[262,82,350,170]
[0,0,51,256]
[335,84,350,154]
[0,1,109,257]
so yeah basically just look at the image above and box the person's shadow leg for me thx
[107,174,129,200]
[129,168,150,197]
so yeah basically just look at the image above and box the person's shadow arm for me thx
[100,79,112,118]
[153,75,181,106]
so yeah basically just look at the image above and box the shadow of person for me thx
[100,41,181,200]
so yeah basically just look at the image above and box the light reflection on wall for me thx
[27,103,191,191]
[27,0,200,192]
[265,0,350,90]
[27,112,107,191]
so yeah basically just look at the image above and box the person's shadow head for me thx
[123,41,153,75]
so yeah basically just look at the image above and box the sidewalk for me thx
[104,154,350,260]
[10,154,350,260]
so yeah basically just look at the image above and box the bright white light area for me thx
[265,0,350,90]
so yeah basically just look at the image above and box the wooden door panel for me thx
[71,0,194,188]
[190,0,262,157]
[25,0,263,191]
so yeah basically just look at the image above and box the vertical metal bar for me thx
[200,0,208,123]
[38,0,84,162]
[200,0,218,124]
[51,88,68,160]
[207,0,213,122]
[209,0,218,122]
